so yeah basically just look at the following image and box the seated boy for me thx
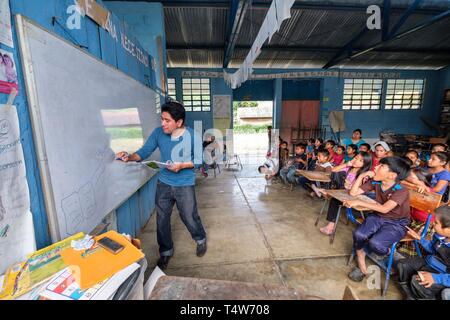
[344,157,411,282]
[298,148,333,197]
[280,143,307,185]
[396,205,450,300]
[258,153,279,183]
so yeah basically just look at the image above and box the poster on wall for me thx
[0,49,19,94]
[0,104,36,274]
[213,95,231,118]
[0,0,14,48]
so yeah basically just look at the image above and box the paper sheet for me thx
[39,262,140,300]
[0,105,36,275]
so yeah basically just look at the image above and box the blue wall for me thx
[104,1,167,94]
[169,67,446,141]
[1,0,164,247]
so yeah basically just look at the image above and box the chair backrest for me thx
[401,181,443,213]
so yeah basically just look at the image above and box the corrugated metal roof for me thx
[155,0,450,68]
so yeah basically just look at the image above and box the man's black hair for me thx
[379,156,411,182]
[161,101,186,126]
[295,143,306,149]
[326,140,336,147]
[436,206,450,228]
[353,129,362,135]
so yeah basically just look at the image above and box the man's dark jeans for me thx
[155,181,207,257]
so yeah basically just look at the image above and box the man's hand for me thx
[416,272,435,288]
[167,162,185,173]
[115,151,141,162]
[116,151,130,162]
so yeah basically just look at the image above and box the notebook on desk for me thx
[60,231,144,290]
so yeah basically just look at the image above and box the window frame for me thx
[342,78,383,111]
[182,78,211,112]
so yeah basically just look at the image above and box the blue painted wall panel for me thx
[169,67,447,141]
[3,0,164,247]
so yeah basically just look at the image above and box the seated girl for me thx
[318,152,373,236]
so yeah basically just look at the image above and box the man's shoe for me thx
[156,256,171,270]
[196,241,207,257]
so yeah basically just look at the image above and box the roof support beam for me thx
[382,0,391,40]
[322,27,368,69]
[223,0,251,68]
[167,44,450,55]
[387,0,423,38]
[323,9,450,68]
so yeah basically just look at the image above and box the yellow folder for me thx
[60,231,144,290]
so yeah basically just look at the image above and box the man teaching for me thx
[116,101,207,270]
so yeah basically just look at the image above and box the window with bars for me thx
[155,93,161,114]
[168,78,176,100]
[182,78,211,112]
[385,79,424,110]
[342,79,383,110]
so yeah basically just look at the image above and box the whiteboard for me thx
[16,16,160,241]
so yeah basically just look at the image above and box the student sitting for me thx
[258,154,279,183]
[345,144,358,162]
[399,168,435,257]
[345,157,411,282]
[342,129,366,149]
[306,138,315,155]
[318,152,372,236]
[280,143,307,185]
[359,143,371,153]
[298,148,333,198]
[427,152,450,199]
[371,141,391,170]
[396,206,450,300]
[405,149,421,169]
[332,145,345,166]
[308,138,324,171]
[279,140,290,170]
[325,140,336,161]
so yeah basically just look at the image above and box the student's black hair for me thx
[295,143,306,149]
[360,143,371,151]
[355,151,372,178]
[161,101,186,125]
[411,167,432,187]
[308,138,315,144]
[435,205,450,228]
[315,138,323,144]
[379,156,411,182]
[325,140,336,147]
[353,129,362,135]
[401,156,413,168]
[318,148,330,158]
[337,145,345,152]
[433,143,448,152]
[405,149,419,159]
[347,144,358,153]
[431,151,449,165]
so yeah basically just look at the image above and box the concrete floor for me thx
[139,161,403,300]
